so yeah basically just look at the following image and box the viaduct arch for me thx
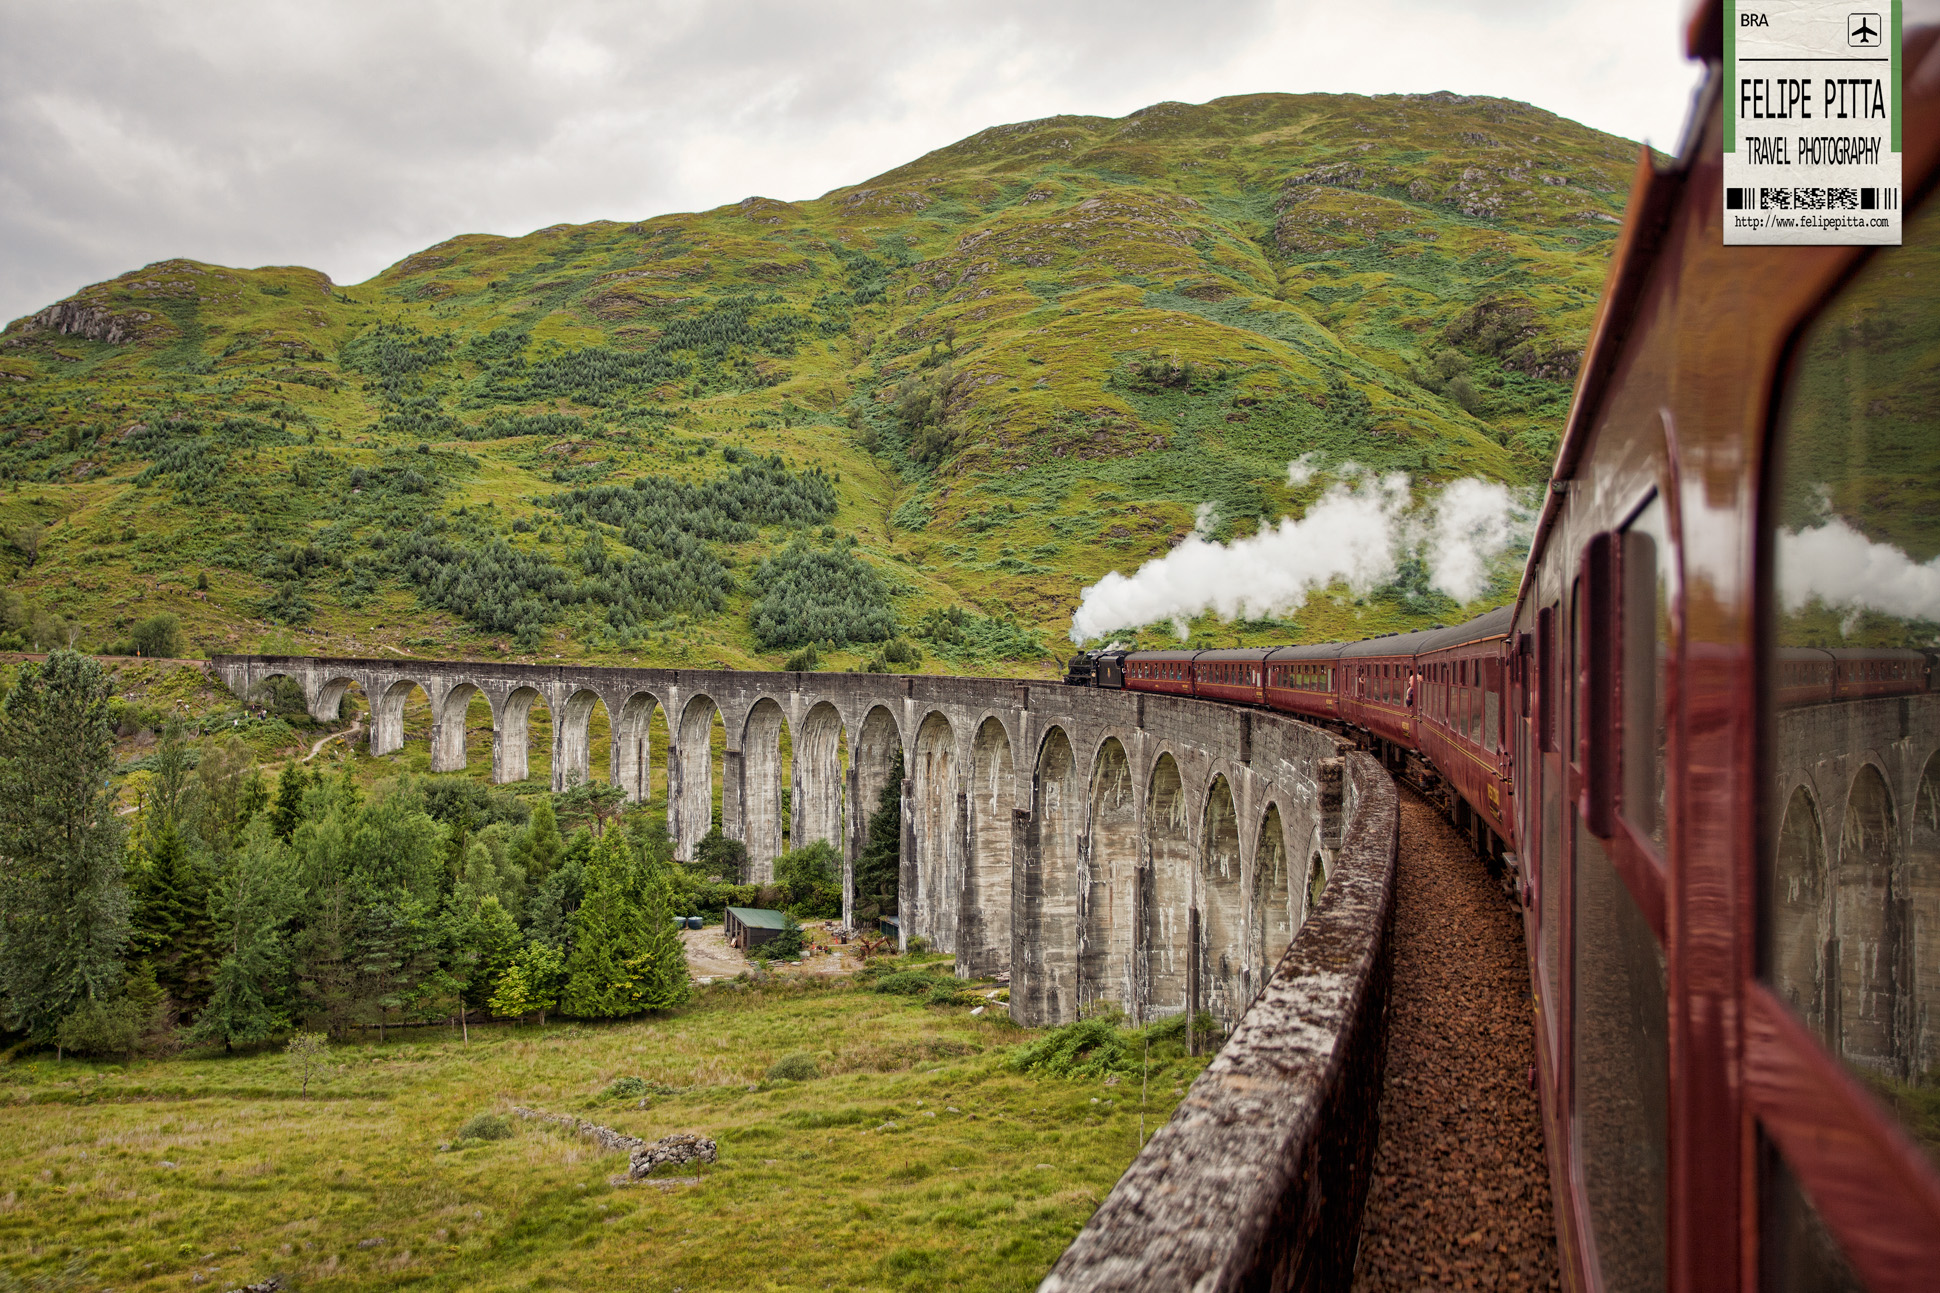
[1767,691,1940,1083]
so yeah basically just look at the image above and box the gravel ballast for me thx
[1351,789,1561,1291]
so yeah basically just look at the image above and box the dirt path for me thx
[1351,788,1560,1291]
[680,926,747,981]
[679,922,869,983]
[301,719,363,763]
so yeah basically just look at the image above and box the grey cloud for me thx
[1,0,1688,326]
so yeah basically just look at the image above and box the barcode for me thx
[1726,187,1897,211]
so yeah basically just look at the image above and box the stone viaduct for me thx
[1768,689,1940,1087]
[211,655,1361,1030]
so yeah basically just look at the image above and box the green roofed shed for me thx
[725,906,787,949]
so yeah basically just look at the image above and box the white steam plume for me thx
[1427,477,1526,604]
[1778,517,1940,632]
[1069,465,1532,643]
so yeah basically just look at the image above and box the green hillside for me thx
[0,91,1637,674]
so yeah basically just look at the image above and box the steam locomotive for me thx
[1066,7,1940,1288]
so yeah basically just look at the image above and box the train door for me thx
[1561,498,1677,1293]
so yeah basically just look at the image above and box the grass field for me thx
[0,974,1203,1292]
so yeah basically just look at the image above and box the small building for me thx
[724,906,788,950]
[878,913,900,941]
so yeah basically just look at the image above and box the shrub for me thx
[456,1112,514,1141]
[1137,1010,1227,1055]
[784,643,822,671]
[670,872,758,921]
[749,540,897,650]
[1123,351,1226,393]
[55,996,148,1059]
[1010,1017,1136,1079]
[129,613,183,659]
[766,915,805,960]
[774,839,840,917]
[873,970,951,996]
[766,1052,820,1082]
[606,1076,649,1100]
[695,828,748,880]
[926,982,973,1007]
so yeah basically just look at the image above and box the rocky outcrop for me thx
[31,300,151,345]
[628,1132,718,1176]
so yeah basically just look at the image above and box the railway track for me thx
[1351,787,1559,1291]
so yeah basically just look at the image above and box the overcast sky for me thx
[0,0,1702,327]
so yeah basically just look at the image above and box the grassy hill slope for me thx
[0,91,1638,674]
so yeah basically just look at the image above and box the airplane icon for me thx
[1849,13,1881,46]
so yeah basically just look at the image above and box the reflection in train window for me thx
[1540,603,1563,1044]
[1574,819,1669,1293]
[1763,193,1940,1193]
[1622,495,1672,856]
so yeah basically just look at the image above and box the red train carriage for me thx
[1772,647,1932,709]
[1773,647,1838,710]
[1190,647,1270,707]
[1263,641,1345,720]
[1336,628,1440,751]
[1505,9,1940,1289]
[1414,607,1516,855]
[1122,650,1200,697]
[1830,648,1931,701]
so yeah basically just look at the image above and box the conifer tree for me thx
[559,829,654,1018]
[853,750,904,922]
[512,798,564,888]
[295,875,357,1038]
[190,817,302,1050]
[354,898,436,1041]
[444,889,522,1019]
[131,818,223,1017]
[629,838,691,1012]
[270,761,310,841]
[0,651,131,1041]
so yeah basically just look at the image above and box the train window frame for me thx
[1581,525,1671,936]
[1617,490,1675,869]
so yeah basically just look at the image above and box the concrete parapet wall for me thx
[1041,750,1400,1293]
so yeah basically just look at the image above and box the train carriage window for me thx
[1539,602,1564,1049]
[1622,495,1673,857]
[1761,191,1940,1222]
[1573,551,1670,1291]
[1484,660,1501,753]
[1574,817,1671,1293]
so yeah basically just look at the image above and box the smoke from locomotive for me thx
[1068,463,1532,643]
